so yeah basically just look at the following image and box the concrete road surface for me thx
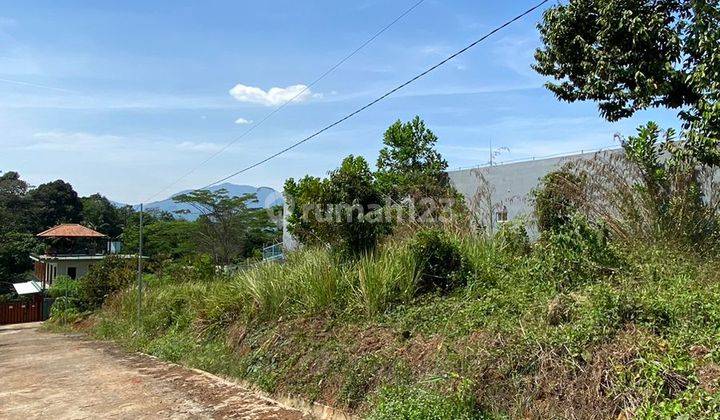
[0,322,306,419]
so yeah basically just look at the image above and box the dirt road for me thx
[0,322,306,419]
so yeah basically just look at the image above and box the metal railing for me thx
[262,243,284,262]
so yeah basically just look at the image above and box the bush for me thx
[537,215,619,290]
[533,168,584,234]
[411,229,469,294]
[284,155,390,257]
[79,255,136,309]
[49,304,82,324]
[48,275,84,323]
[494,220,531,256]
[48,275,80,299]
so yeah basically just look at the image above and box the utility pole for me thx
[137,203,144,328]
[488,138,494,235]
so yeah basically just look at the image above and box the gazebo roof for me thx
[37,224,107,238]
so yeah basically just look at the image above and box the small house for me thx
[30,224,115,288]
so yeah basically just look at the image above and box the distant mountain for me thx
[114,184,283,221]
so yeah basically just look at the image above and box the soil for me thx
[0,322,307,419]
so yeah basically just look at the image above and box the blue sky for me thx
[0,0,678,204]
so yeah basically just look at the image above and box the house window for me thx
[496,206,508,223]
[67,267,77,280]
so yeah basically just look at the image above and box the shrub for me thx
[79,255,136,309]
[48,275,84,323]
[536,215,619,290]
[494,220,531,256]
[532,168,585,234]
[284,155,390,257]
[411,229,469,294]
[49,304,82,324]
[48,275,80,300]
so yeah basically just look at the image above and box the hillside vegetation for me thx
[55,219,720,418]
[44,0,720,415]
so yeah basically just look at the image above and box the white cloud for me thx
[228,83,320,106]
[176,141,223,152]
[234,117,252,125]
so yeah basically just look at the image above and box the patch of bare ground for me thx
[1,322,306,419]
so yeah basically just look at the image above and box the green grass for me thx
[53,227,720,418]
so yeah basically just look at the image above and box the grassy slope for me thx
[73,232,720,419]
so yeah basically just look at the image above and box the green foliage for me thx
[369,384,484,420]
[494,220,531,256]
[624,122,718,246]
[533,169,584,233]
[285,117,462,257]
[49,275,80,299]
[26,179,83,231]
[535,0,720,162]
[49,304,82,324]
[78,255,136,309]
[351,241,418,316]
[285,155,389,257]
[536,215,619,290]
[0,232,39,284]
[173,189,280,264]
[81,193,125,238]
[411,229,469,294]
[574,122,720,248]
[636,390,720,418]
[0,171,30,234]
[376,116,454,200]
[124,219,199,261]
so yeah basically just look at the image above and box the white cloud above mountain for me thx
[228,83,320,106]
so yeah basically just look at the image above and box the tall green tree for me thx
[285,155,389,256]
[27,180,83,232]
[0,232,39,286]
[122,218,199,261]
[0,171,30,234]
[173,189,279,264]
[376,116,455,201]
[81,193,124,237]
[534,0,720,163]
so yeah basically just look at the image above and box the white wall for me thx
[447,149,620,235]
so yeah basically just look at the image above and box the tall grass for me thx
[351,240,418,316]
[194,239,422,327]
[81,220,720,418]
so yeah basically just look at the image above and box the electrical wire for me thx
[144,0,427,203]
[195,0,551,192]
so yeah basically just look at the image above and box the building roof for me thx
[13,280,44,295]
[37,224,107,238]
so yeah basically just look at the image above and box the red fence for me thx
[0,295,43,325]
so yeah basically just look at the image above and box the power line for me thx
[144,0,427,203]
[195,0,550,192]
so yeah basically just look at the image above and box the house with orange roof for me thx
[29,223,128,287]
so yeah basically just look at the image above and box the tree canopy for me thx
[26,180,83,232]
[285,155,389,256]
[172,189,280,264]
[534,0,720,163]
[376,116,454,200]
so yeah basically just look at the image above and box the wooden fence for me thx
[0,295,43,325]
